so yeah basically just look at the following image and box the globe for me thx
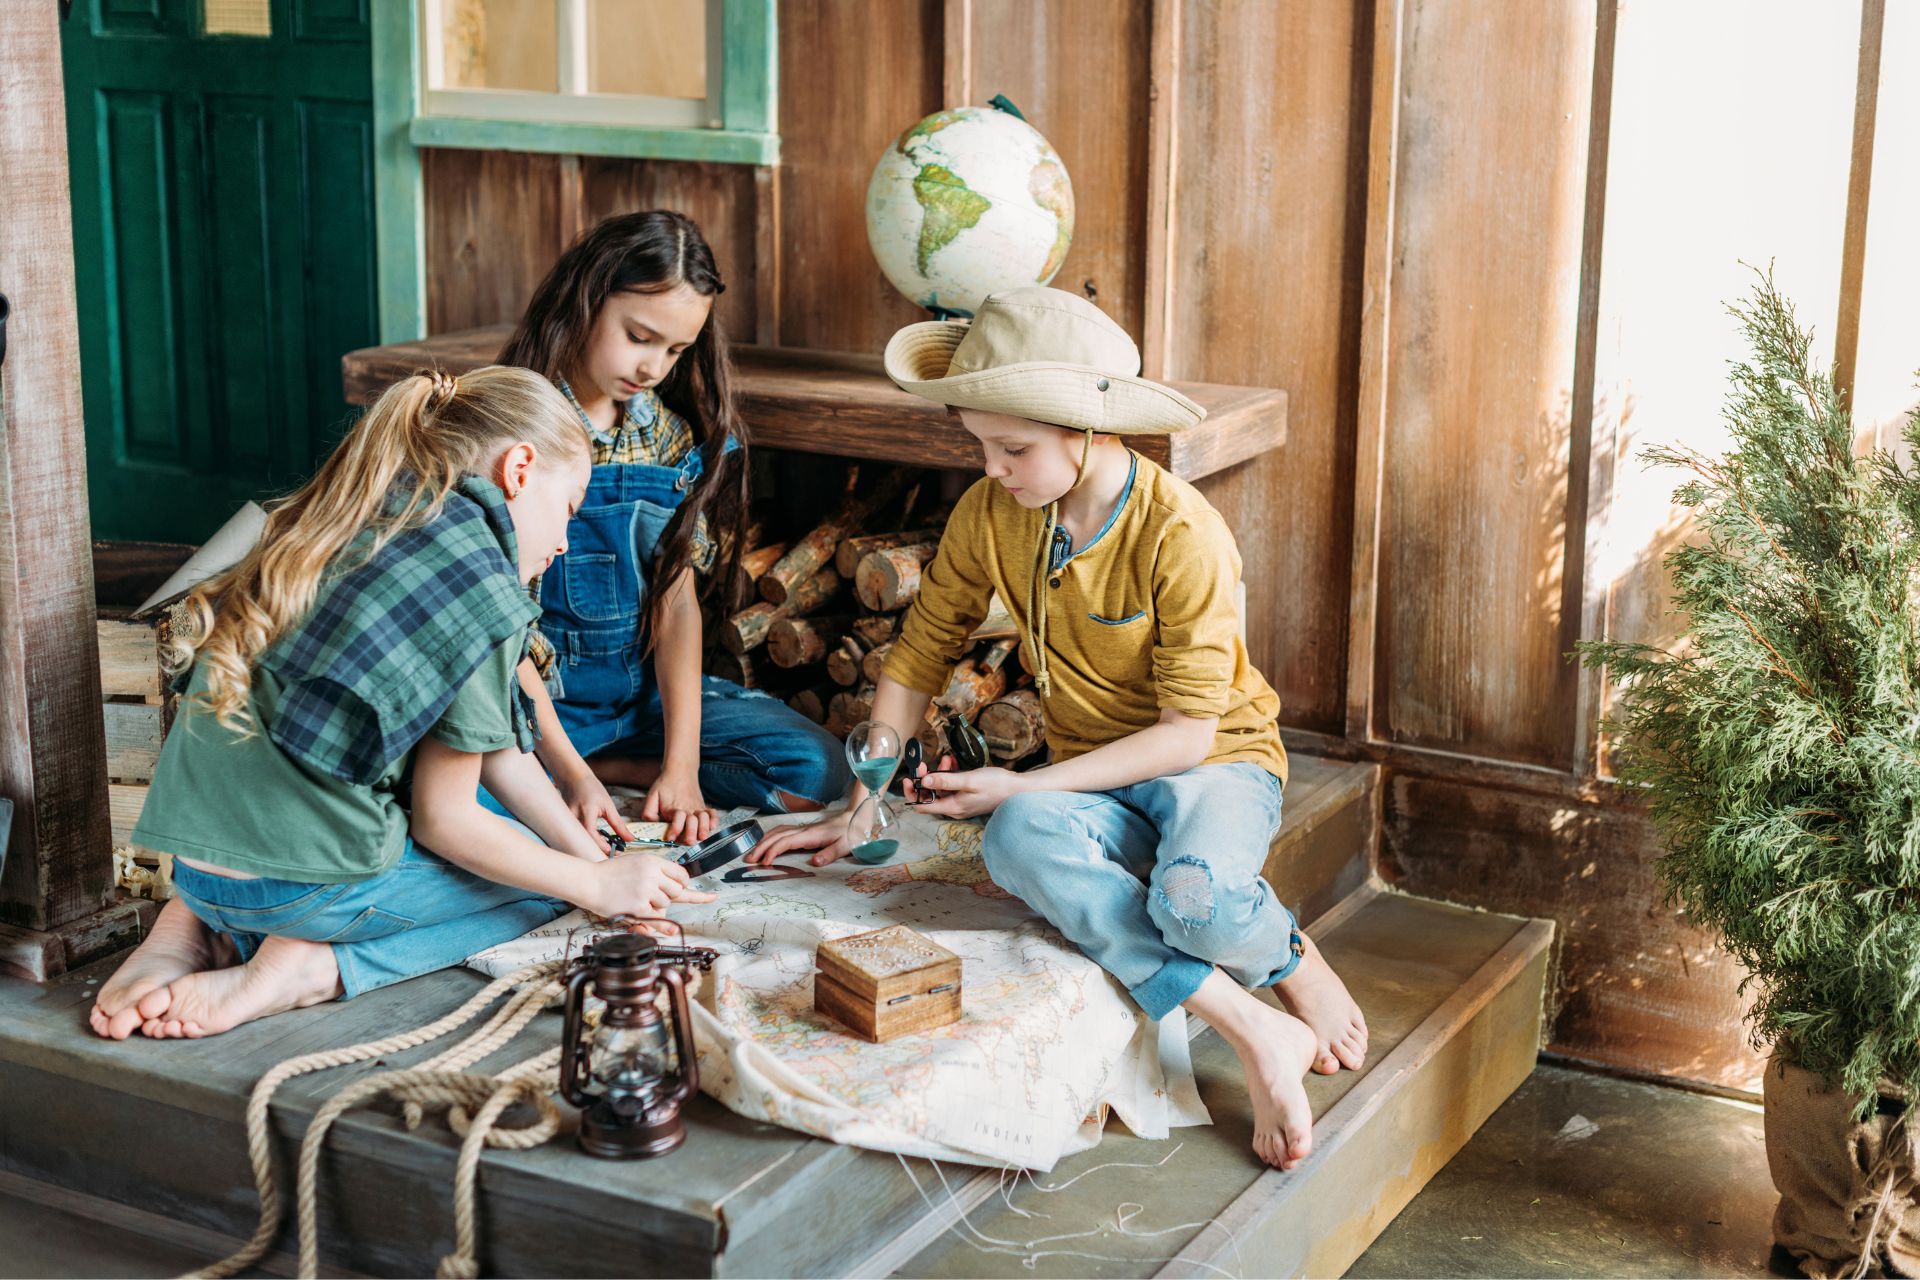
[865,102,1076,317]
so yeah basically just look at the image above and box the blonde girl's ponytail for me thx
[167,365,587,732]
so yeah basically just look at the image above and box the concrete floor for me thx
[1351,1063,1781,1279]
[0,1062,1781,1279]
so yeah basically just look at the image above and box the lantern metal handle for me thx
[557,956,596,1108]
[662,965,699,1107]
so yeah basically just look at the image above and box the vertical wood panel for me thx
[104,93,186,461]
[1848,0,1919,463]
[1565,0,1618,777]
[969,0,1151,340]
[1585,2,1860,775]
[1346,0,1402,741]
[205,100,278,480]
[1382,776,1763,1091]
[1831,0,1884,412]
[422,148,572,334]
[299,101,377,465]
[0,4,115,930]
[775,0,942,353]
[1377,0,1596,766]
[1170,0,1372,734]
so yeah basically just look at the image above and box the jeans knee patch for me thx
[1157,857,1216,929]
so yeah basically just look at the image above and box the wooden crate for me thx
[814,925,962,1043]
[96,616,170,787]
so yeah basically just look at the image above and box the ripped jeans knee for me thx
[1155,856,1217,930]
[1147,855,1288,974]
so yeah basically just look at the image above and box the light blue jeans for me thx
[981,762,1299,1020]
[170,830,567,999]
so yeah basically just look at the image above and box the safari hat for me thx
[883,287,1204,433]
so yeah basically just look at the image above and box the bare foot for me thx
[1185,971,1319,1170]
[90,899,235,1040]
[1274,932,1368,1075]
[139,936,342,1038]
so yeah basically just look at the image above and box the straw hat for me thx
[883,287,1205,434]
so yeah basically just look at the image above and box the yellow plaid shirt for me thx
[526,386,714,680]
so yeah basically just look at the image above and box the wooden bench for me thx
[343,328,1288,483]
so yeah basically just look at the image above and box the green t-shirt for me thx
[132,635,525,883]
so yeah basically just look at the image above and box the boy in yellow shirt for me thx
[751,287,1365,1170]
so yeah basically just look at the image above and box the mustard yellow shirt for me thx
[885,453,1287,781]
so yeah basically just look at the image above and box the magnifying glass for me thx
[673,819,765,877]
[604,819,765,877]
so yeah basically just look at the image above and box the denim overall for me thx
[536,425,850,812]
[539,446,702,758]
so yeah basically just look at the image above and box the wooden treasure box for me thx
[813,925,962,1042]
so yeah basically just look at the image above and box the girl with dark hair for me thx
[500,211,849,842]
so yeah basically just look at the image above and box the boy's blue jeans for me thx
[170,830,567,1000]
[980,761,1299,1020]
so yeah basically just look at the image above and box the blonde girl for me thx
[90,367,712,1041]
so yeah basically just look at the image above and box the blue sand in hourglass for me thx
[850,838,900,865]
[850,756,899,793]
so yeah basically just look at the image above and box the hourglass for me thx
[847,793,903,865]
[844,720,904,796]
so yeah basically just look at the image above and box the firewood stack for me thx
[705,467,1046,768]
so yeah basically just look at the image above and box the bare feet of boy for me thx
[1274,932,1368,1075]
[1186,971,1319,1170]
[89,899,236,1040]
[138,936,343,1038]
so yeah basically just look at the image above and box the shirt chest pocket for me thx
[1062,599,1154,680]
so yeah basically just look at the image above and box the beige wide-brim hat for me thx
[883,287,1205,434]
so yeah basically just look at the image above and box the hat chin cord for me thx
[1028,428,1095,699]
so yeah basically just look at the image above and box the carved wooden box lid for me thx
[815,925,961,1002]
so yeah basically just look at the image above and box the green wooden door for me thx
[62,0,377,543]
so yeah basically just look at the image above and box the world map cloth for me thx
[465,806,1208,1170]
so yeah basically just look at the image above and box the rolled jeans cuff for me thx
[1130,953,1214,1021]
[1261,927,1307,986]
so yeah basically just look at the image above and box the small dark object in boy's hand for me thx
[941,712,990,773]
[902,748,959,806]
[896,738,927,796]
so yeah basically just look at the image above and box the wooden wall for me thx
[417,0,1917,1094]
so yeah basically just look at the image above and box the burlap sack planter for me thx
[1766,1052,1919,1278]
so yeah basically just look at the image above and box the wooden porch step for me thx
[1265,753,1379,927]
[887,890,1553,1279]
[0,896,1548,1278]
[0,757,1548,1277]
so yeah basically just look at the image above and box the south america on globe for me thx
[865,100,1076,317]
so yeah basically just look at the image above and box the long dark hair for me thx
[499,211,748,643]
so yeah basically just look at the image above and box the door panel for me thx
[63,0,375,542]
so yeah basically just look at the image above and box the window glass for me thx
[587,0,708,100]
[204,0,271,37]
[439,0,560,93]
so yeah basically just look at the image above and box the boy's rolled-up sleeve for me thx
[884,483,995,696]
[1151,512,1242,718]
